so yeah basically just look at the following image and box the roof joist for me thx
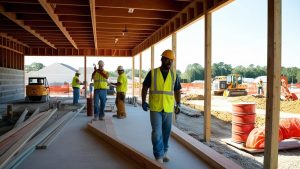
[89,0,97,49]
[38,0,78,49]
[0,4,56,49]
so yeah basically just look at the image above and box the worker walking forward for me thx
[142,49,181,163]
[111,66,128,119]
[92,60,109,120]
[72,71,81,104]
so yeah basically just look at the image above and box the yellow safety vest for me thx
[72,76,80,88]
[94,71,109,89]
[116,73,127,93]
[149,68,175,113]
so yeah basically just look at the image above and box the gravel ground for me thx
[175,99,300,169]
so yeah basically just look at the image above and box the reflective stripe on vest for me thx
[94,71,108,89]
[72,76,80,88]
[149,68,175,113]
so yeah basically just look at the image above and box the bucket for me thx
[232,102,256,143]
[86,97,93,116]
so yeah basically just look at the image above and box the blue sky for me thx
[26,0,300,72]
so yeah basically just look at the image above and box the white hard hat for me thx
[98,60,104,66]
[117,65,124,71]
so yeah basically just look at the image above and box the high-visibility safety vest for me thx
[149,68,175,113]
[116,73,127,93]
[72,76,80,88]
[94,71,109,89]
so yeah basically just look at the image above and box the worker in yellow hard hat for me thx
[141,49,181,163]
[92,60,109,120]
[111,65,128,119]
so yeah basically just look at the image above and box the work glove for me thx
[175,103,181,114]
[142,102,149,111]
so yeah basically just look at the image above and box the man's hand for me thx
[142,102,149,111]
[175,103,181,114]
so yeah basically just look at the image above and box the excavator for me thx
[25,77,50,102]
[213,74,248,97]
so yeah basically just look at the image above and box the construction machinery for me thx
[213,74,248,97]
[25,77,50,102]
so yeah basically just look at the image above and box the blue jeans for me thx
[94,89,107,118]
[150,111,172,159]
[73,88,80,104]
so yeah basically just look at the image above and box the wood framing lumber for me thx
[87,123,166,169]
[0,108,57,168]
[171,126,243,169]
[104,116,117,138]
[14,108,28,128]
[30,107,40,117]
[36,105,85,149]
[4,105,85,169]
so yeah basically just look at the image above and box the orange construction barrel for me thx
[232,102,256,143]
[86,97,93,116]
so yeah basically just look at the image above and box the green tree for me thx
[183,63,204,82]
[212,62,232,77]
[25,62,45,72]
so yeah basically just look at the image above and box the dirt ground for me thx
[177,94,300,169]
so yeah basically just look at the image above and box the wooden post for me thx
[151,45,154,70]
[139,53,142,97]
[264,0,281,169]
[172,33,177,124]
[84,56,87,98]
[132,56,135,96]
[172,33,177,70]
[204,0,212,142]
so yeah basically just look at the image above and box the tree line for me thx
[26,62,300,84]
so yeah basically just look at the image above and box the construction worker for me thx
[92,60,109,120]
[111,65,128,119]
[142,49,181,163]
[72,71,81,104]
[257,79,264,95]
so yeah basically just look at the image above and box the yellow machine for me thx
[25,77,50,102]
[213,74,247,97]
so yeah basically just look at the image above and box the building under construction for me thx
[0,0,294,169]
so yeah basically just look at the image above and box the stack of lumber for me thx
[0,105,85,169]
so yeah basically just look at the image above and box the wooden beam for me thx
[96,16,165,26]
[94,0,187,12]
[264,0,281,169]
[0,34,28,48]
[172,33,177,124]
[0,5,55,49]
[90,0,97,49]
[151,46,154,70]
[204,0,212,142]
[38,0,78,49]
[171,126,243,169]
[139,53,142,97]
[87,123,166,169]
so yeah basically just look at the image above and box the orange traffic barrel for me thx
[86,97,93,116]
[232,102,256,143]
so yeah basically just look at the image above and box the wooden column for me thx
[151,46,154,70]
[264,0,281,169]
[172,33,177,124]
[139,53,142,97]
[204,0,212,142]
[172,33,177,70]
[132,56,135,96]
[84,56,87,98]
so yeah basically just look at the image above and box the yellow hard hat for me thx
[161,49,175,60]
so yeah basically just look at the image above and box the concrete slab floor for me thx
[111,104,213,169]
[17,113,143,169]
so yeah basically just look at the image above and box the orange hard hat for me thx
[161,49,175,60]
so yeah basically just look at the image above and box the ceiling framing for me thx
[0,0,233,56]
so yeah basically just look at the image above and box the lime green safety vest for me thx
[94,71,108,89]
[149,68,175,113]
[72,76,80,88]
[116,73,127,93]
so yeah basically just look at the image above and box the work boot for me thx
[99,116,104,120]
[155,158,163,164]
[112,114,119,118]
[117,115,126,119]
[163,153,170,162]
